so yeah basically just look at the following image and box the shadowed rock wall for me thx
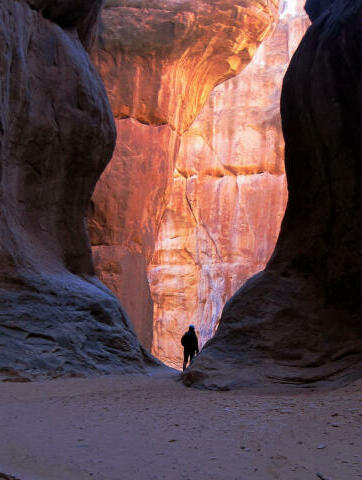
[183,0,360,389]
[149,0,310,368]
[0,0,153,380]
[89,0,279,349]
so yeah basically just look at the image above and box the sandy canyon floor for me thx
[0,369,359,480]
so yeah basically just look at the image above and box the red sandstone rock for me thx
[89,0,278,348]
[0,0,153,378]
[93,0,278,132]
[89,119,180,348]
[183,0,360,389]
[149,1,309,367]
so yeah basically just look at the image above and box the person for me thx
[181,325,199,371]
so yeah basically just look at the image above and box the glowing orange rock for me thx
[89,0,278,348]
[149,1,310,367]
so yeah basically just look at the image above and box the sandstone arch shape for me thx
[182,0,360,390]
[88,0,279,349]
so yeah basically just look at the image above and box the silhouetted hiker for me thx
[181,325,199,371]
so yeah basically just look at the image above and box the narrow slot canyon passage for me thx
[86,0,359,391]
[0,0,359,478]
[87,0,288,362]
[147,2,310,368]
[0,0,357,386]
[89,0,311,369]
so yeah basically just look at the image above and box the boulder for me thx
[0,0,153,379]
[182,0,360,389]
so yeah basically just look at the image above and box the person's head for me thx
[189,324,195,332]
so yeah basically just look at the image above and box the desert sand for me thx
[0,369,359,480]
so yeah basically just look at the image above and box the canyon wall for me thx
[89,0,279,349]
[183,0,360,389]
[149,0,310,367]
[0,0,153,380]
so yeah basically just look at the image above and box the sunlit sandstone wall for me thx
[89,0,278,350]
[149,0,310,367]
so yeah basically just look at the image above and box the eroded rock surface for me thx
[0,0,153,379]
[183,0,360,389]
[149,0,310,368]
[89,119,180,350]
[89,0,278,348]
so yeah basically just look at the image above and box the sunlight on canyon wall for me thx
[149,0,310,368]
[89,0,278,350]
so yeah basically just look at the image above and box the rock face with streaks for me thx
[149,0,310,368]
[88,0,279,349]
[183,0,360,389]
[0,0,153,379]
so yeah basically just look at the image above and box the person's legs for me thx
[183,350,190,371]
[189,351,195,364]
